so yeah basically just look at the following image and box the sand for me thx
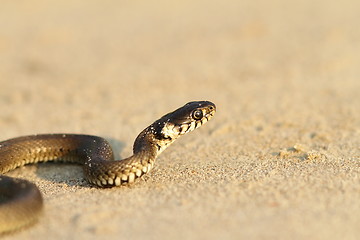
[0,0,359,239]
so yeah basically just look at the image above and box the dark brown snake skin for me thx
[0,101,216,234]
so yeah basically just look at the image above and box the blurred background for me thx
[1,0,358,135]
[1,0,359,239]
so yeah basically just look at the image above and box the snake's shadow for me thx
[35,137,126,188]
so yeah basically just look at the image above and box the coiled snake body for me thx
[0,101,216,234]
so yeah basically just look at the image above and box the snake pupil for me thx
[192,110,203,120]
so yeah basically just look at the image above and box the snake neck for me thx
[133,121,177,160]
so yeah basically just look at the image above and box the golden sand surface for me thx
[0,1,359,239]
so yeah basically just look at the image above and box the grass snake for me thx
[0,101,216,234]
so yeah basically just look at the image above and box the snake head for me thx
[134,101,216,155]
[158,101,216,139]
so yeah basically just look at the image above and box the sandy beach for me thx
[0,0,359,239]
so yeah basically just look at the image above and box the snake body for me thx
[0,101,216,234]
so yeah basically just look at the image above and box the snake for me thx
[0,101,216,234]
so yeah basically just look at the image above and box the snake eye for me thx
[192,109,203,120]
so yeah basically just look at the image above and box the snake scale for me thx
[0,101,216,234]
